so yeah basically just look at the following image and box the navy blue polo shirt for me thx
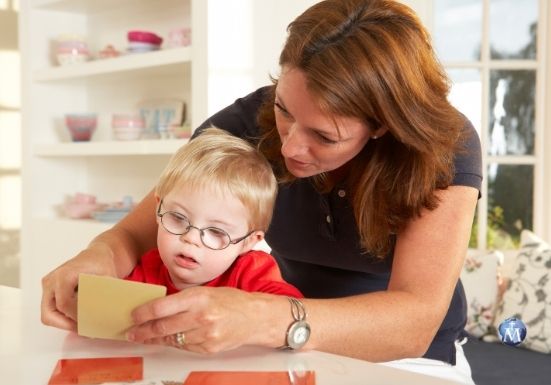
[195,87,483,364]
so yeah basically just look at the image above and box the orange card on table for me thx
[183,371,316,385]
[47,356,143,385]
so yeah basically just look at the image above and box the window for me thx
[431,0,544,250]
[0,0,21,287]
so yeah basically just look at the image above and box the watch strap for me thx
[279,297,310,350]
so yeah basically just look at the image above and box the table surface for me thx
[0,285,460,384]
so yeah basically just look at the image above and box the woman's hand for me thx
[126,286,283,354]
[41,190,159,331]
[41,244,118,331]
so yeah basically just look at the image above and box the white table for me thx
[0,286,460,384]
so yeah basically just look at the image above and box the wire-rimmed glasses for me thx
[157,200,253,250]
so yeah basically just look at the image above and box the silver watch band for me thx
[279,297,310,350]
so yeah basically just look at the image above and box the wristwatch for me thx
[281,297,311,350]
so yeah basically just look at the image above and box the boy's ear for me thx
[243,230,265,251]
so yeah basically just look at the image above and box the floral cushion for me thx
[493,230,551,353]
[461,251,501,337]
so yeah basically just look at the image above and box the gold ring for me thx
[173,331,186,348]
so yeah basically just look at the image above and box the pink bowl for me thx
[63,202,99,219]
[112,114,145,128]
[65,113,97,142]
[127,30,163,45]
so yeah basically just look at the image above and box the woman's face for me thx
[274,66,373,178]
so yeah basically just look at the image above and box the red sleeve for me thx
[125,249,165,286]
[207,250,303,298]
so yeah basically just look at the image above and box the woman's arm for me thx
[302,185,478,360]
[127,185,478,361]
[41,190,159,330]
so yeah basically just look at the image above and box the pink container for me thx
[112,114,145,128]
[65,113,97,142]
[168,28,191,47]
[55,35,90,66]
[127,30,163,46]
[112,113,144,141]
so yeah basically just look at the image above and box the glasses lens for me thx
[162,212,190,234]
[202,227,231,250]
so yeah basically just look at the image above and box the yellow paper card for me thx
[77,273,166,340]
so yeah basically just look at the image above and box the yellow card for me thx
[77,273,166,340]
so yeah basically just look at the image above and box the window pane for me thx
[469,209,478,249]
[487,164,533,249]
[0,175,21,229]
[434,0,482,61]
[0,112,21,169]
[447,69,482,135]
[490,0,537,59]
[488,70,535,156]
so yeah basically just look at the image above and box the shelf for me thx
[33,47,191,82]
[34,139,188,157]
[32,0,150,14]
[37,217,114,230]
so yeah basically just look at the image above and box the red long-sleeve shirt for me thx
[126,249,303,297]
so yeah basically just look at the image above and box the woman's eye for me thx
[316,133,338,145]
[274,102,291,118]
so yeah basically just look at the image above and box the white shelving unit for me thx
[19,0,319,294]
[19,0,204,293]
[33,46,192,82]
[34,139,186,157]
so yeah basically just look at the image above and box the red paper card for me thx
[47,356,143,385]
[183,371,316,385]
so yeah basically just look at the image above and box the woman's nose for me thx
[281,124,307,158]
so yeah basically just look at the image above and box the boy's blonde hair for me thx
[156,127,277,231]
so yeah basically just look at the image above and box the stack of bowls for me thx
[56,35,90,65]
[112,114,145,141]
[65,113,97,142]
[62,193,102,219]
[127,30,163,53]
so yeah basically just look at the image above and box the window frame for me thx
[416,0,548,250]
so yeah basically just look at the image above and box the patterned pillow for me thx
[493,230,551,353]
[461,251,501,337]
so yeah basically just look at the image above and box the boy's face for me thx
[156,184,260,290]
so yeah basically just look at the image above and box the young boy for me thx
[125,127,302,298]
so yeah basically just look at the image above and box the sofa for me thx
[460,230,551,385]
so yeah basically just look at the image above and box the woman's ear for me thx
[371,125,389,139]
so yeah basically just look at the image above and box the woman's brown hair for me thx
[258,0,465,258]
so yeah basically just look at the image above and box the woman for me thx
[41,0,481,383]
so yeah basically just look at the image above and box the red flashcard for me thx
[183,371,316,385]
[47,356,143,385]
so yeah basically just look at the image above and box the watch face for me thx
[288,321,311,349]
[293,326,309,344]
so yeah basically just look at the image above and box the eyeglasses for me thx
[157,200,254,250]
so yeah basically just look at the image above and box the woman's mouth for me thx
[286,157,310,169]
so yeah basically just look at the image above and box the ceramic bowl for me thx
[63,201,100,219]
[168,27,191,47]
[56,36,90,65]
[65,113,97,142]
[127,30,163,45]
[112,114,144,140]
[57,52,90,66]
[113,128,143,141]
